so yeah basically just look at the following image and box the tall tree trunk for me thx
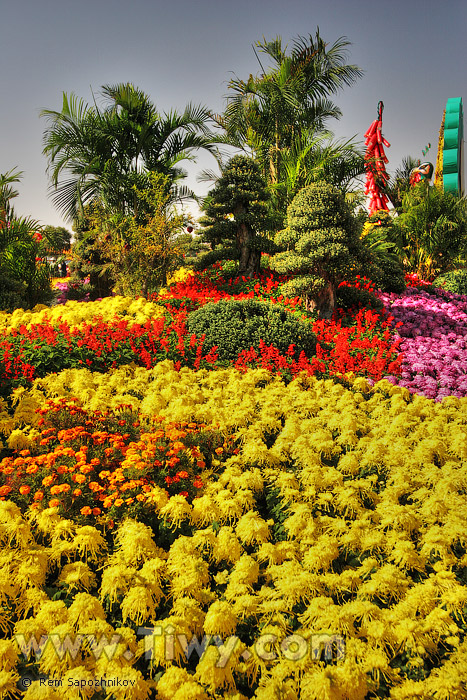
[305,282,335,319]
[237,221,260,277]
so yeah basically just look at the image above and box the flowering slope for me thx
[0,271,402,399]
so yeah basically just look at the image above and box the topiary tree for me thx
[187,298,316,364]
[197,155,271,277]
[269,182,362,317]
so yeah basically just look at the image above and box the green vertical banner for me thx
[442,97,464,195]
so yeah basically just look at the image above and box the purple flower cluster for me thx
[53,278,91,305]
[379,286,467,401]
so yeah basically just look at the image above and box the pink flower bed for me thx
[379,287,467,401]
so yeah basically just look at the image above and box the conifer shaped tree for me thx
[197,155,271,277]
[269,182,362,317]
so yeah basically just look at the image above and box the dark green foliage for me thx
[187,298,316,363]
[369,256,407,293]
[41,83,218,221]
[70,208,115,300]
[358,212,406,293]
[0,272,26,312]
[197,156,272,277]
[432,269,467,295]
[390,182,467,279]
[336,285,384,312]
[41,225,72,254]
[175,232,209,267]
[269,182,363,317]
[1,169,54,310]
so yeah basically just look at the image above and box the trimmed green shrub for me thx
[336,285,384,312]
[187,299,316,363]
[369,256,407,293]
[432,268,467,295]
[0,272,26,312]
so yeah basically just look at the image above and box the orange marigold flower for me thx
[0,485,12,497]
[42,475,55,487]
[50,485,62,495]
[26,464,39,475]
[80,506,92,515]
[19,485,31,495]
[88,482,103,492]
[92,508,101,516]
[57,465,69,475]
[73,489,82,497]
[61,484,71,493]
[114,499,124,507]
[215,447,223,455]
[136,494,146,502]
[72,474,86,484]
[176,471,189,479]
[49,499,60,508]
[34,490,44,501]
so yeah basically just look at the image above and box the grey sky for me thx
[1,0,465,229]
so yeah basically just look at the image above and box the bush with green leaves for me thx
[0,271,26,312]
[360,212,407,293]
[187,298,316,363]
[390,182,467,279]
[432,268,467,295]
[336,284,384,312]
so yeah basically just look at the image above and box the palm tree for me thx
[384,155,420,211]
[215,31,363,187]
[41,83,220,222]
[268,128,365,214]
[0,170,53,309]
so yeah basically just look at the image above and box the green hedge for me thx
[432,268,467,295]
[187,298,316,363]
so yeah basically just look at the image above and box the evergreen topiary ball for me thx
[187,299,316,364]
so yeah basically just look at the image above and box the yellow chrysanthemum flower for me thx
[58,562,97,592]
[203,600,237,637]
[121,585,161,625]
[235,511,271,546]
[159,495,192,530]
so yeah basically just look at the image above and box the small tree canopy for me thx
[197,155,271,277]
[269,182,362,317]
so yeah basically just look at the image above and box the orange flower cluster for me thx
[0,399,229,524]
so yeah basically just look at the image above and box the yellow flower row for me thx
[0,295,165,332]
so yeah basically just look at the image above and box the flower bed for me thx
[1,266,467,699]
[380,287,467,401]
[0,271,402,400]
[0,371,467,699]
